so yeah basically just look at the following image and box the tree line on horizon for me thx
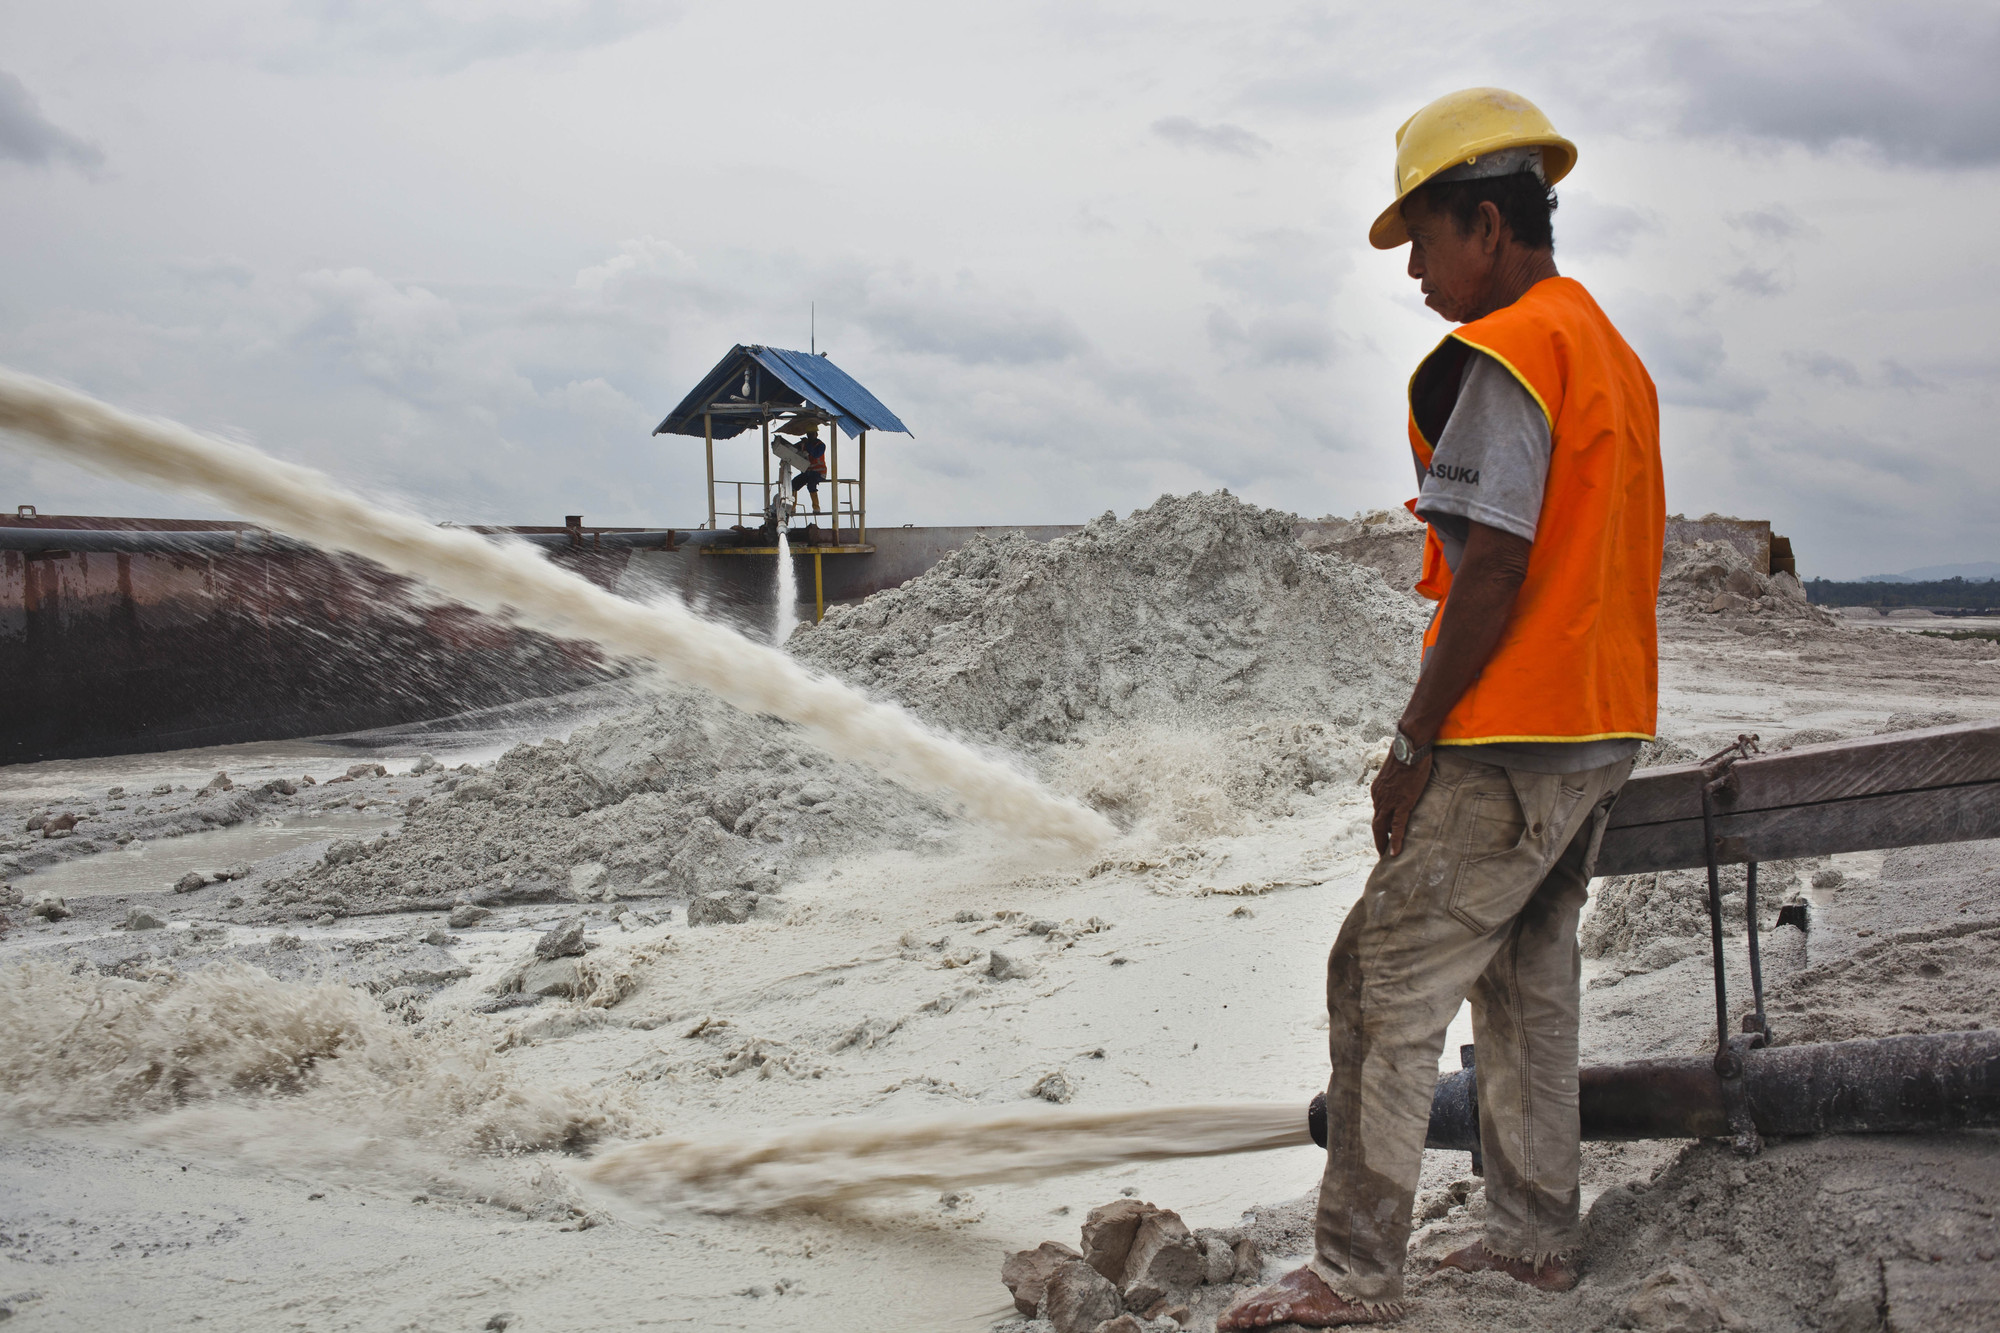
[1805,576,2000,610]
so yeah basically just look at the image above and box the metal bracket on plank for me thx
[1698,734,1773,1154]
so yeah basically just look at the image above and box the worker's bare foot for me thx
[1432,1241,1579,1292]
[1216,1266,1398,1329]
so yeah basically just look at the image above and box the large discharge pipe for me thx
[1307,1030,2000,1151]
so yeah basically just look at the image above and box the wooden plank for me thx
[1595,780,2000,876]
[1609,721,2000,829]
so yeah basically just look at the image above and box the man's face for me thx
[1402,194,1498,324]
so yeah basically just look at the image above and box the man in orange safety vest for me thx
[1223,87,1665,1328]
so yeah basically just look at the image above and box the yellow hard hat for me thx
[1369,87,1576,250]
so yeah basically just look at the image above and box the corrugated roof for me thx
[652,345,911,442]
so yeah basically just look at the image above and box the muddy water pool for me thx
[19,810,399,899]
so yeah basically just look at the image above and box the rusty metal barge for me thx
[0,508,1088,763]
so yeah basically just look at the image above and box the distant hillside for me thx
[1807,577,2000,609]
[1856,562,2000,583]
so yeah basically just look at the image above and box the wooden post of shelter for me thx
[760,416,771,522]
[858,430,867,543]
[704,412,715,530]
[813,553,824,624]
[829,425,840,543]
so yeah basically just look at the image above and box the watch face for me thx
[1392,733,1410,763]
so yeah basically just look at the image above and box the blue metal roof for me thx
[652,345,911,442]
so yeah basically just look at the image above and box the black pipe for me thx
[507,531,682,550]
[0,527,314,554]
[1307,1030,2000,1151]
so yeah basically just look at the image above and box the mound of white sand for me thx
[257,690,953,918]
[791,492,1427,745]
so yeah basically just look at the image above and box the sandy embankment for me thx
[2,493,1996,1332]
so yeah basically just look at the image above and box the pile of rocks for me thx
[1297,506,1425,598]
[1001,1198,1261,1333]
[1659,539,1836,625]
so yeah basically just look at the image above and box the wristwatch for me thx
[1390,729,1430,766]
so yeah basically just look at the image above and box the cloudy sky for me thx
[2,0,1996,578]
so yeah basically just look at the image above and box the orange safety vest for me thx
[1405,276,1664,746]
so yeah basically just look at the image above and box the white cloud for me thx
[1727,204,1813,243]
[1207,308,1336,368]
[295,268,466,392]
[1151,116,1271,159]
[548,375,639,425]
[268,0,678,72]
[1559,193,1659,259]
[573,235,695,295]
[1613,294,1767,413]
[852,275,1089,367]
[1722,265,1788,298]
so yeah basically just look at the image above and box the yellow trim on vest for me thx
[1435,733,1654,746]
[1449,333,1554,431]
[1406,352,1435,455]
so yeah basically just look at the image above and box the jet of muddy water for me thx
[775,526,798,644]
[584,1102,1310,1212]
[0,368,1112,851]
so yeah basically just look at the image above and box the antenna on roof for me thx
[810,301,815,355]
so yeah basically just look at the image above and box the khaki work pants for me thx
[1310,749,1632,1309]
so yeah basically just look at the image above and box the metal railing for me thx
[711,478,865,542]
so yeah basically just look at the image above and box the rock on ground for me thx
[1621,1263,1734,1332]
[535,916,587,959]
[1082,1199,1152,1282]
[1119,1209,1205,1310]
[1042,1260,1122,1333]
[686,889,758,926]
[1003,1241,1085,1316]
[1047,1200,1219,1317]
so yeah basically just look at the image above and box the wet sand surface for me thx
[3,521,1998,1331]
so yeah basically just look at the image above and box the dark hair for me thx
[1413,171,1558,251]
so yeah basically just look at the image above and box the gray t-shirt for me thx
[1413,350,1641,776]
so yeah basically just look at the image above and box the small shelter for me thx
[653,344,911,545]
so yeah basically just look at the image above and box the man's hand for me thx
[1371,747,1434,857]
